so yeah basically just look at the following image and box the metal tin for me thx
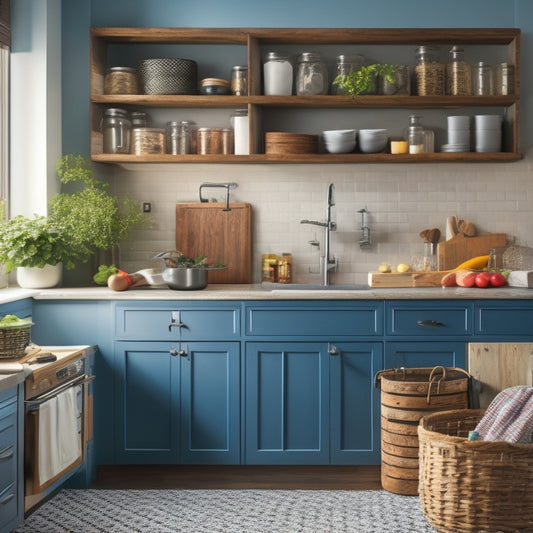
[131,127,165,155]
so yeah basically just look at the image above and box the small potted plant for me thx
[0,215,89,288]
[333,64,405,97]
[48,154,150,267]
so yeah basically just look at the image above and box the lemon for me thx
[378,263,391,273]
[396,263,411,273]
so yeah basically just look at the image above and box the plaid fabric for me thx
[475,386,533,443]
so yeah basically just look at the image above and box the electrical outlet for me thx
[142,202,151,213]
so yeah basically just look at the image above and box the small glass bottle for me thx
[296,52,328,95]
[277,253,293,283]
[405,115,425,154]
[446,46,472,96]
[263,52,293,95]
[231,65,247,95]
[414,46,445,96]
[473,61,493,95]
[331,54,364,95]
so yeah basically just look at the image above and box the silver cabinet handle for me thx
[0,445,13,462]
[417,320,444,327]
[328,343,339,356]
[168,321,187,332]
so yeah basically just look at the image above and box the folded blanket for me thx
[474,386,533,443]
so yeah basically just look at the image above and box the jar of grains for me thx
[296,52,328,95]
[277,253,293,284]
[231,66,248,95]
[446,46,472,96]
[263,52,293,95]
[104,67,139,95]
[495,62,514,95]
[473,61,494,95]
[414,46,445,96]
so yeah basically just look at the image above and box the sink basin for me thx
[263,282,370,291]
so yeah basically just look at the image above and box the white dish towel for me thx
[38,384,82,486]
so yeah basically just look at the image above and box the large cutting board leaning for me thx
[175,202,252,284]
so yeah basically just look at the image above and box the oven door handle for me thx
[24,375,95,407]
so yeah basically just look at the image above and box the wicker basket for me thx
[0,324,32,359]
[418,409,533,533]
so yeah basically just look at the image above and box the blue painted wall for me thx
[62,0,532,154]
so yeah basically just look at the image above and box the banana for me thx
[452,255,489,272]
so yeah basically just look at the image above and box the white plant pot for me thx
[16,263,63,289]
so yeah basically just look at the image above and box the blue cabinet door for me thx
[114,341,240,464]
[245,342,330,464]
[330,342,383,465]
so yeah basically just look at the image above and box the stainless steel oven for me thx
[23,346,94,511]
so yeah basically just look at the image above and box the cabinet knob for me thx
[416,319,444,327]
[328,343,339,356]
[170,348,178,356]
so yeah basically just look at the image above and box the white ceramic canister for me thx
[231,109,249,155]
[263,52,293,95]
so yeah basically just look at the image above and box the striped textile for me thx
[475,386,533,443]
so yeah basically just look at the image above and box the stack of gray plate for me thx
[138,58,198,95]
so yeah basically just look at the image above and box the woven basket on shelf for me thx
[0,324,32,359]
[418,409,533,533]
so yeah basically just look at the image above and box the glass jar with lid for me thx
[102,108,131,154]
[296,52,328,95]
[473,61,493,95]
[231,65,248,95]
[331,54,364,95]
[263,52,293,96]
[404,115,425,154]
[414,46,445,96]
[446,46,472,96]
[166,120,192,154]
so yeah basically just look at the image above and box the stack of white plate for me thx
[441,115,470,152]
[474,114,502,152]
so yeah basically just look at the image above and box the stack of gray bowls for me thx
[441,115,470,153]
[474,114,502,152]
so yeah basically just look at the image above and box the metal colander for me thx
[138,58,198,95]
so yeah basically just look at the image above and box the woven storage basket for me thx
[0,324,32,359]
[138,58,198,95]
[418,409,533,533]
[375,366,470,495]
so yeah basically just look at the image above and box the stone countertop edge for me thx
[25,284,533,300]
[0,366,28,393]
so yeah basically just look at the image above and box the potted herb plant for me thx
[333,64,404,97]
[0,215,89,288]
[48,154,149,267]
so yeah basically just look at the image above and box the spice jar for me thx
[261,254,279,282]
[495,62,514,95]
[166,120,192,154]
[263,52,293,95]
[331,54,364,95]
[104,66,139,95]
[473,61,493,95]
[446,46,472,96]
[296,52,328,95]
[414,46,444,96]
[277,253,293,284]
[231,66,248,95]
[102,108,131,154]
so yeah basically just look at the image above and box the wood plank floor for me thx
[91,465,382,490]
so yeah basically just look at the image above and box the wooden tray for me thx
[368,271,448,288]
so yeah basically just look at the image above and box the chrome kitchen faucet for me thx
[300,182,338,286]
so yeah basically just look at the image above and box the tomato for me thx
[475,272,492,288]
[490,272,507,287]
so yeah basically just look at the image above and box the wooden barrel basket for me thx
[375,366,470,495]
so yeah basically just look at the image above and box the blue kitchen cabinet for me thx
[114,341,240,464]
[0,385,23,533]
[384,341,466,369]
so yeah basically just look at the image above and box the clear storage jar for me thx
[473,61,493,95]
[414,46,445,96]
[102,108,131,154]
[446,46,472,96]
[405,115,425,154]
[104,67,139,95]
[263,52,293,96]
[331,54,364,95]
[166,120,192,154]
[296,52,328,95]
[495,62,514,95]
[231,66,248,95]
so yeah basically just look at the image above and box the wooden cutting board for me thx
[368,271,448,288]
[175,203,252,284]
[437,233,507,271]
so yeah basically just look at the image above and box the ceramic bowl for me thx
[322,129,357,153]
[358,129,388,153]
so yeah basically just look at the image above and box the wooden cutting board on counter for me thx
[175,202,252,284]
[437,233,507,271]
[368,271,448,288]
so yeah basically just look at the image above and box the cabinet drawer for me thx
[0,410,17,497]
[246,303,383,337]
[115,303,240,340]
[386,302,472,336]
[475,302,533,337]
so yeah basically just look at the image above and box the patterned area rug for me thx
[15,489,439,532]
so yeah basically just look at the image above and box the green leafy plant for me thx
[333,64,402,98]
[0,215,88,273]
[48,155,149,251]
